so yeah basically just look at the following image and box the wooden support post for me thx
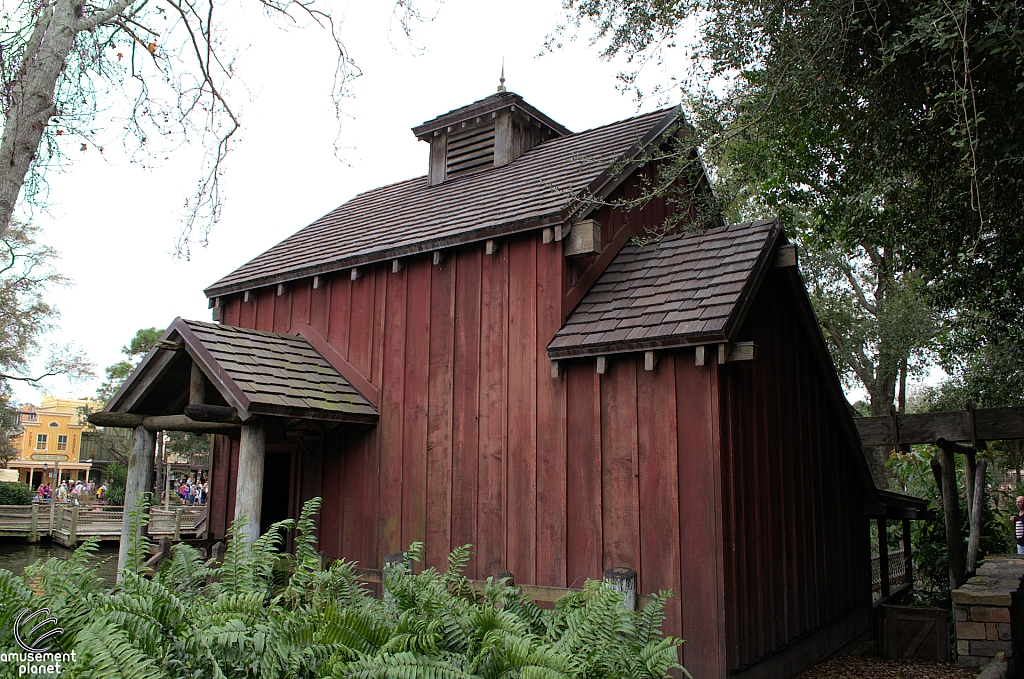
[603,566,638,611]
[718,344,727,364]
[596,356,608,375]
[29,503,38,543]
[56,505,64,539]
[937,442,967,590]
[902,518,913,588]
[967,458,987,576]
[48,502,54,537]
[69,506,79,545]
[695,346,706,367]
[118,425,156,578]
[174,508,183,541]
[644,351,658,371]
[964,445,977,521]
[877,518,890,599]
[189,361,206,406]
[234,420,266,543]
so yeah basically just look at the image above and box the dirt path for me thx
[796,656,980,679]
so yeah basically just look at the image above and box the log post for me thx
[877,518,890,599]
[174,508,183,541]
[938,443,967,590]
[603,566,638,611]
[967,458,988,576]
[233,420,266,543]
[189,361,206,406]
[69,506,79,545]
[29,503,38,543]
[117,425,156,576]
[48,501,54,537]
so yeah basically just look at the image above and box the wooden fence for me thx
[0,504,207,546]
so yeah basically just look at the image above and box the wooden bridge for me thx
[0,504,206,547]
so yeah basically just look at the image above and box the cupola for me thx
[412,89,570,186]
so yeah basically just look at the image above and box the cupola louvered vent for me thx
[413,91,571,186]
[445,120,496,179]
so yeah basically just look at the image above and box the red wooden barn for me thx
[105,91,927,678]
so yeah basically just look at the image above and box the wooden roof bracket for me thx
[392,259,404,273]
[243,290,252,303]
[772,243,798,269]
[644,351,658,371]
[717,342,757,364]
[351,267,362,281]
[485,239,500,255]
[596,356,608,375]
[550,359,561,379]
[433,250,446,266]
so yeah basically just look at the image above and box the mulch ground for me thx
[796,656,980,679]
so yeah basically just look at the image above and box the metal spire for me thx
[497,60,506,93]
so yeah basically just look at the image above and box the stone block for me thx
[987,623,999,640]
[957,640,971,655]
[958,621,987,639]
[953,589,1014,606]
[972,606,1011,622]
[960,654,990,668]
[956,604,969,621]
[998,623,1012,641]
[971,640,1013,657]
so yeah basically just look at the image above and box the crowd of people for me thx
[34,479,105,505]
[32,476,208,506]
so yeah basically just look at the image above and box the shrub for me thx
[0,497,689,679]
[0,481,33,505]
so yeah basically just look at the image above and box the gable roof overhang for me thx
[547,219,929,517]
[204,106,684,299]
[105,318,378,426]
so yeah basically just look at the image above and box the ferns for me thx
[0,498,688,679]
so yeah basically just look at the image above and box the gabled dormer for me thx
[412,90,571,186]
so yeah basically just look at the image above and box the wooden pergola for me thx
[90,318,378,573]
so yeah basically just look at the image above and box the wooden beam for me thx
[350,267,362,281]
[485,239,498,255]
[189,361,206,406]
[89,412,144,428]
[235,420,266,543]
[695,346,706,367]
[433,250,446,266]
[644,351,658,371]
[277,284,284,296]
[542,227,554,244]
[725,342,756,362]
[243,290,251,303]
[183,404,241,424]
[292,320,379,404]
[856,406,1024,446]
[550,360,560,379]
[718,344,727,365]
[596,356,608,375]
[563,219,602,258]
[772,243,798,269]
[313,275,320,290]
[90,411,239,433]
[392,259,404,273]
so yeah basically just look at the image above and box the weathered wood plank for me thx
[378,265,407,558]
[328,272,352,357]
[855,407,1024,446]
[234,421,266,543]
[425,251,455,570]
[401,260,431,552]
[451,248,482,578]
[535,238,567,588]
[566,363,602,589]
[477,242,508,578]
[600,356,640,575]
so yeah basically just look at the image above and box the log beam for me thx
[189,361,206,406]
[89,411,239,434]
[234,420,266,543]
[183,404,241,424]
[117,425,156,578]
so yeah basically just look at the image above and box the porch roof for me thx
[105,318,379,425]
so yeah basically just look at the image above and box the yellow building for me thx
[9,395,98,487]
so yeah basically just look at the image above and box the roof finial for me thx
[497,59,506,93]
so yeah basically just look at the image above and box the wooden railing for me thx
[0,504,207,545]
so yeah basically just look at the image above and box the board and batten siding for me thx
[717,271,871,677]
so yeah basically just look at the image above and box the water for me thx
[0,540,119,585]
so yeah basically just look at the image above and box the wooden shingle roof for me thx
[179,320,378,423]
[205,106,680,298]
[547,219,781,359]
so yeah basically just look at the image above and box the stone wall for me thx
[953,555,1024,671]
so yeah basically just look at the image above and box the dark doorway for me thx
[261,451,293,535]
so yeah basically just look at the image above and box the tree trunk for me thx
[0,0,82,237]
[938,446,967,591]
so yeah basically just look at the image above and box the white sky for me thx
[14,0,698,403]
